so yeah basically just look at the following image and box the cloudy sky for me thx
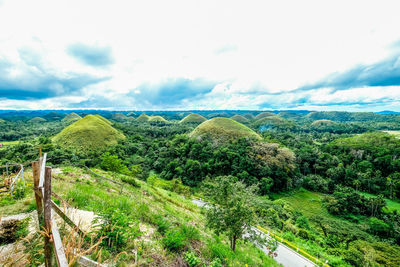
[1,0,400,111]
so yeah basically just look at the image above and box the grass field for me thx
[1,166,280,266]
[0,140,20,150]
[383,130,400,137]
[359,191,400,212]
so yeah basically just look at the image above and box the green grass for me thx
[230,115,248,123]
[1,166,281,266]
[358,191,400,212]
[383,130,400,137]
[53,114,125,153]
[0,140,20,150]
[251,116,295,130]
[255,112,275,120]
[62,112,82,122]
[28,117,46,123]
[190,117,261,141]
[311,119,337,126]
[136,113,150,122]
[180,113,207,123]
[148,115,168,122]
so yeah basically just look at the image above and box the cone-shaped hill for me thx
[190,117,261,142]
[231,115,248,123]
[29,117,47,123]
[53,115,125,153]
[180,113,207,123]
[0,119,5,123]
[62,112,82,123]
[311,119,337,127]
[255,112,275,120]
[136,113,150,122]
[149,116,168,122]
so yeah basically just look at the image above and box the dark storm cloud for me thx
[67,43,114,67]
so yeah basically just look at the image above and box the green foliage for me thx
[190,117,261,142]
[203,176,259,251]
[251,116,295,131]
[53,115,125,153]
[162,223,200,252]
[100,152,125,173]
[184,251,202,266]
[28,117,46,123]
[93,207,140,252]
[12,180,28,200]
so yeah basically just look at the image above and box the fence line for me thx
[0,163,24,196]
[33,153,105,267]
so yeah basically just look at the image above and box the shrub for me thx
[93,207,140,252]
[120,175,140,187]
[154,215,171,234]
[184,251,202,267]
[162,228,187,252]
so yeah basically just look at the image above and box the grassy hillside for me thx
[0,167,280,266]
[311,119,337,127]
[53,115,125,153]
[252,116,295,131]
[180,113,207,124]
[230,115,248,123]
[255,112,275,120]
[270,189,400,266]
[62,112,82,123]
[28,117,46,123]
[190,117,261,142]
[136,113,150,122]
[112,113,129,121]
[148,115,167,122]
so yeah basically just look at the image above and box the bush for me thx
[184,251,202,266]
[162,223,201,252]
[120,175,140,187]
[154,215,171,234]
[94,207,140,252]
[162,228,187,252]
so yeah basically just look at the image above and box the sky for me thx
[1,0,400,111]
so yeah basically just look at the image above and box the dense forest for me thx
[1,110,400,266]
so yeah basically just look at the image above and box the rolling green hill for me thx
[255,112,275,120]
[190,117,261,142]
[252,116,295,131]
[149,115,168,122]
[112,113,129,121]
[53,115,125,153]
[29,117,47,123]
[180,113,207,123]
[230,114,248,123]
[62,112,82,123]
[136,113,150,122]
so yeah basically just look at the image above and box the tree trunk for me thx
[230,235,237,251]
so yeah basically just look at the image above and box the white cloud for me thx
[0,0,400,110]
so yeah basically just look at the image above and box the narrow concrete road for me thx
[192,199,316,267]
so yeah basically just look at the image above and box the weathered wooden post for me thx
[44,166,53,267]
[32,161,44,226]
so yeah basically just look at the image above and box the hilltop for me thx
[62,112,82,123]
[252,116,295,131]
[29,117,46,123]
[255,112,275,120]
[190,117,261,142]
[148,115,168,123]
[53,115,125,153]
[230,114,248,123]
[180,113,207,123]
[136,113,150,122]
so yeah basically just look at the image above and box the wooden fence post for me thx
[32,161,44,227]
[44,166,53,267]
